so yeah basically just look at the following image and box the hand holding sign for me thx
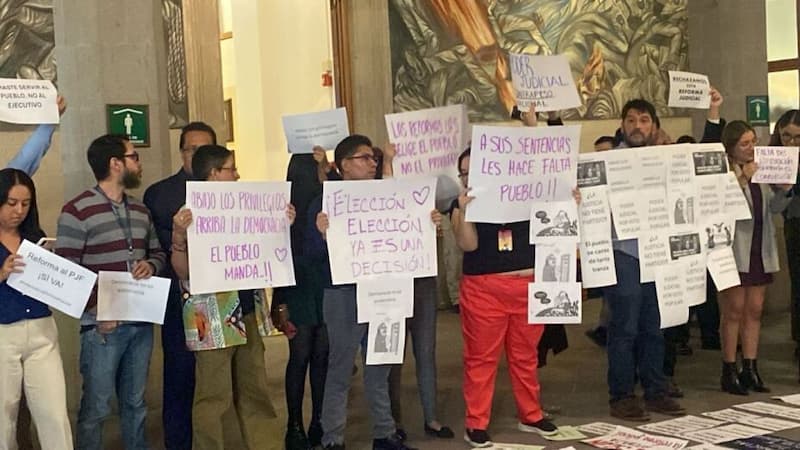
[0,253,24,281]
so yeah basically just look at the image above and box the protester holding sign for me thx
[769,110,800,362]
[309,134,434,450]
[452,110,580,445]
[0,169,72,450]
[717,121,793,395]
[272,147,331,450]
[171,145,294,450]
[55,134,166,450]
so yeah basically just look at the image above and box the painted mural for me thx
[0,0,188,128]
[388,0,689,122]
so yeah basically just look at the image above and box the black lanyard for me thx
[94,186,134,254]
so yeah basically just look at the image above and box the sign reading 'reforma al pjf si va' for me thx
[106,104,150,147]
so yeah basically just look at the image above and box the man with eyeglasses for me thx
[309,134,431,450]
[56,134,166,450]
[143,121,216,450]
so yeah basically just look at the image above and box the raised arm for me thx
[7,96,66,175]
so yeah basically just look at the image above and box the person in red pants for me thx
[451,138,580,447]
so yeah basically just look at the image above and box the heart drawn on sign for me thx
[274,248,288,262]
[412,186,430,205]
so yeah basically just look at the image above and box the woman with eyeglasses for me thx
[718,121,793,395]
[770,110,800,364]
[0,168,72,449]
[172,145,296,450]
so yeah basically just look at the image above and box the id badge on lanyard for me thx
[498,228,513,252]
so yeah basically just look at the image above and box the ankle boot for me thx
[739,358,770,393]
[721,361,748,395]
[285,422,309,450]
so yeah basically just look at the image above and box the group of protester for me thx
[2,84,800,450]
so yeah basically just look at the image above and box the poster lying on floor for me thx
[582,426,688,449]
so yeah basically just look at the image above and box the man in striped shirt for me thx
[55,134,166,450]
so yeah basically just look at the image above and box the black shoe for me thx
[424,423,454,439]
[721,361,748,395]
[645,395,686,416]
[518,419,558,436]
[395,428,407,442]
[286,423,309,450]
[739,358,770,393]
[308,421,323,447]
[373,433,416,450]
[666,378,684,398]
[585,327,607,347]
[609,397,650,422]
[676,342,693,356]
[464,429,492,448]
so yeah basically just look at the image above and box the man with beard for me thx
[56,134,166,450]
[604,93,723,421]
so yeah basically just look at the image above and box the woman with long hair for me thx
[0,168,72,449]
[718,121,793,395]
[769,110,800,362]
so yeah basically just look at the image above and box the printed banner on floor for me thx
[185,181,295,294]
[323,178,438,285]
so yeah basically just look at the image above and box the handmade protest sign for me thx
[7,239,96,319]
[0,78,59,124]
[668,71,711,109]
[385,104,468,209]
[96,271,171,324]
[185,181,295,295]
[508,53,581,112]
[282,107,349,153]
[466,124,580,223]
[753,146,800,184]
[528,282,582,324]
[323,178,438,285]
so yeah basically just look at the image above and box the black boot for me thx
[721,361,748,395]
[286,422,310,450]
[739,358,770,393]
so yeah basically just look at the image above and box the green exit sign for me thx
[746,96,769,126]
[106,104,150,147]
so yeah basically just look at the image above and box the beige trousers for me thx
[0,316,73,450]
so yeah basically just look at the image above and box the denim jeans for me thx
[321,286,395,446]
[389,277,439,425]
[604,251,666,402]
[77,323,153,450]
